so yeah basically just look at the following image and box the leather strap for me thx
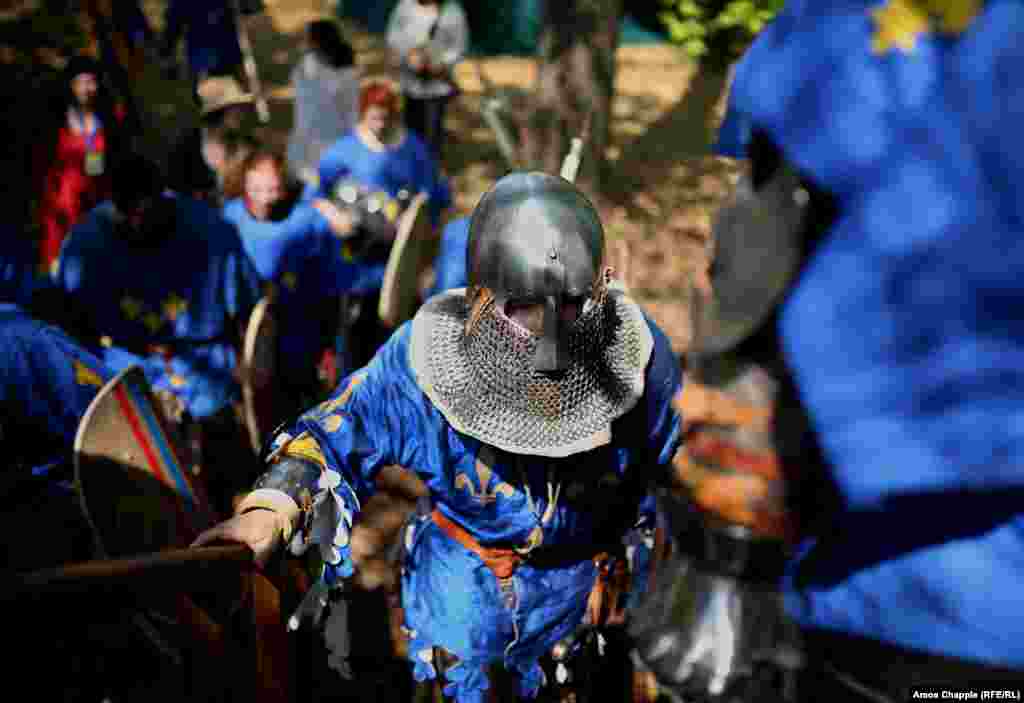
[431,509,522,579]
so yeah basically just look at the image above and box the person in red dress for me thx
[33,55,128,272]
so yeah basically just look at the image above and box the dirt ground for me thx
[139,0,741,354]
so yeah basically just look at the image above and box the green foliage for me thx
[658,0,783,65]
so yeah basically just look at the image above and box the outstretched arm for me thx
[194,358,411,588]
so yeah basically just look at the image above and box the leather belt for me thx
[430,509,617,579]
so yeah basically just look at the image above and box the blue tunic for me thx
[274,313,682,702]
[163,0,243,77]
[427,215,470,297]
[222,197,384,384]
[313,130,453,225]
[55,196,262,419]
[0,304,112,486]
[719,0,1024,668]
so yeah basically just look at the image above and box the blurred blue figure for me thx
[427,215,469,297]
[640,1,1024,700]
[54,154,262,512]
[223,150,384,411]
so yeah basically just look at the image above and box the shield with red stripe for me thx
[74,366,216,559]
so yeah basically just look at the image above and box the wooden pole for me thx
[6,543,253,599]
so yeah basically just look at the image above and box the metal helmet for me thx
[408,172,654,458]
[466,171,605,372]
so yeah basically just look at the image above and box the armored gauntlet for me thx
[628,360,803,703]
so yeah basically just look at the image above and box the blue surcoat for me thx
[272,308,682,702]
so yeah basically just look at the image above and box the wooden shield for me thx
[242,297,278,454]
[75,366,215,559]
[378,193,436,329]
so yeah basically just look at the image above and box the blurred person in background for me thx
[386,0,468,161]
[631,2,1024,701]
[33,55,130,272]
[223,149,380,420]
[287,19,361,188]
[167,75,256,206]
[311,77,452,369]
[54,153,262,514]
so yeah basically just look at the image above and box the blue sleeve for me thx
[0,318,112,454]
[220,229,263,320]
[306,226,347,298]
[315,143,353,200]
[267,329,420,581]
[429,217,470,296]
[300,180,319,202]
[53,223,89,295]
[412,138,452,223]
[643,315,685,470]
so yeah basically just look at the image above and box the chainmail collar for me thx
[409,282,654,458]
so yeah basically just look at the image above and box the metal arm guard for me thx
[250,455,323,511]
[628,361,804,702]
[629,492,802,703]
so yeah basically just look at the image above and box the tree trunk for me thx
[522,0,622,199]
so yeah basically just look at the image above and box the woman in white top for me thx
[287,20,362,186]
[386,0,469,161]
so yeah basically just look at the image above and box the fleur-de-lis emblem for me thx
[455,446,515,505]
[870,0,983,54]
[162,293,188,322]
[314,374,366,419]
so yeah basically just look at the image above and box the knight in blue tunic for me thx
[194,172,684,703]
[311,78,453,229]
[631,1,1024,700]
[307,78,454,372]
[56,154,261,422]
[54,154,262,510]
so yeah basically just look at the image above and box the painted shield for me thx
[241,296,278,454]
[378,193,436,329]
[75,366,215,559]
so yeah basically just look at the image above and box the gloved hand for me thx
[627,489,803,703]
[628,545,801,702]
